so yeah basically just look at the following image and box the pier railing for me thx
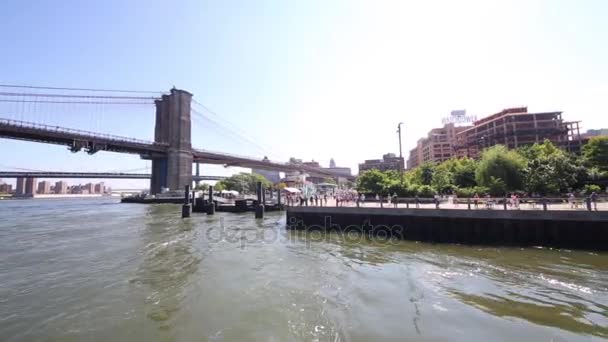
[285,195,607,212]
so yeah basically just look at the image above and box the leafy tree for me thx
[416,185,436,198]
[430,166,454,194]
[194,182,211,191]
[451,158,477,188]
[475,145,525,191]
[521,140,578,195]
[216,172,272,194]
[356,169,387,194]
[583,136,608,171]
[410,163,435,186]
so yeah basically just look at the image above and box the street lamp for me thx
[397,122,404,184]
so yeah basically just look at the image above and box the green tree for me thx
[410,163,435,186]
[475,145,525,191]
[430,166,454,194]
[216,173,272,194]
[194,182,211,191]
[521,140,579,194]
[583,136,608,171]
[356,169,387,194]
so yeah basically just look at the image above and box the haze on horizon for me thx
[1,0,607,188]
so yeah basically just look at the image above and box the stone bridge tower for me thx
[150,88,192,194]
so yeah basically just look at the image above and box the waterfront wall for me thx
[286,207,608,250]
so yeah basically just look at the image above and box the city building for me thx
[329,158,336,168]
[252,169,281,183]
[302,160,320,168]
[94,182,105,194]
[252,156,282,184]
[359,153,404,173]
[55,181,68,194]
[83,183,94,194]
[582,128,608,139]
[407,123,470,169]
[25,178,37,196]
[37,181,51,194]
[15,177,26,195]
[0,183,12,194]
[454,107,579,158]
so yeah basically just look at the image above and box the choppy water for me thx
[0,198,607,341]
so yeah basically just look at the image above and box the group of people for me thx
[283,189,602,211]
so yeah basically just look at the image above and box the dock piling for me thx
[181,185,191,218]
[255,181,264,219]
[207,185,215,215]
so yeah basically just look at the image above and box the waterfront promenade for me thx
[287,197,608,211]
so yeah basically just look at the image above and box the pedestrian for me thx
[393,192,398,208]
[434,194,440,209]
[415,195,420,208]
[314,195,319,206]
[473,193,479,209]
[324,193,328,206]
[590,191,598,211]
[568,192,576,209]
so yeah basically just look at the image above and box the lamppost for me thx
[397,122,404,184]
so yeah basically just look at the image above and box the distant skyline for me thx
[1,0,607,188]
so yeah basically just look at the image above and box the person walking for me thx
[590,191,598,211]
[415,195,420,208]
[473,193,479,209]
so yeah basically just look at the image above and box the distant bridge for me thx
[0,171,226,181]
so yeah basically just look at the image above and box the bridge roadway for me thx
[0,118,336,177]
[0,171,226,181]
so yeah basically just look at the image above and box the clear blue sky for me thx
[1,0,607,188]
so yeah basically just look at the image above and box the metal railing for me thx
[286,196,607,212]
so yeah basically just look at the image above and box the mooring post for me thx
[406,199,409,209]
[542,198,548,211]
[467,198,471,210]
[207,185,215,215]
[255,181,264,219]
[182,185,191,218]
[380,197,383,208]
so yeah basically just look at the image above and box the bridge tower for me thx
[150,88,193,194]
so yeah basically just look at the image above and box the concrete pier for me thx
[286,206,608,250]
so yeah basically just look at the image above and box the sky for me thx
[1,0,607,189]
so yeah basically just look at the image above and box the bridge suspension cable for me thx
[0,84,165,94]
[191,107,279,160]
[0,99,154,105]
[0,92,158,101]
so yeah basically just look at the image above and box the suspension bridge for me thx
[0,84,337,194]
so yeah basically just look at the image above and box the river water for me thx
[0,198,607,341]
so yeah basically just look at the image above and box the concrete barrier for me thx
[286,207,608,250]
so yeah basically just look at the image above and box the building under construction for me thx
[455,107,582,158]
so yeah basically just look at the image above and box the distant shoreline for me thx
[0,194,116,200]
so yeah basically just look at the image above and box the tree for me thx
[356,169,387,194]
[430,166,454,194]
[521,140,579,195]
[475,145,525,191]
[410,163,435,186]
[323,177,337,185]
[194,182,211,191]
[583,136,608,171]
[215,173,272,194]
